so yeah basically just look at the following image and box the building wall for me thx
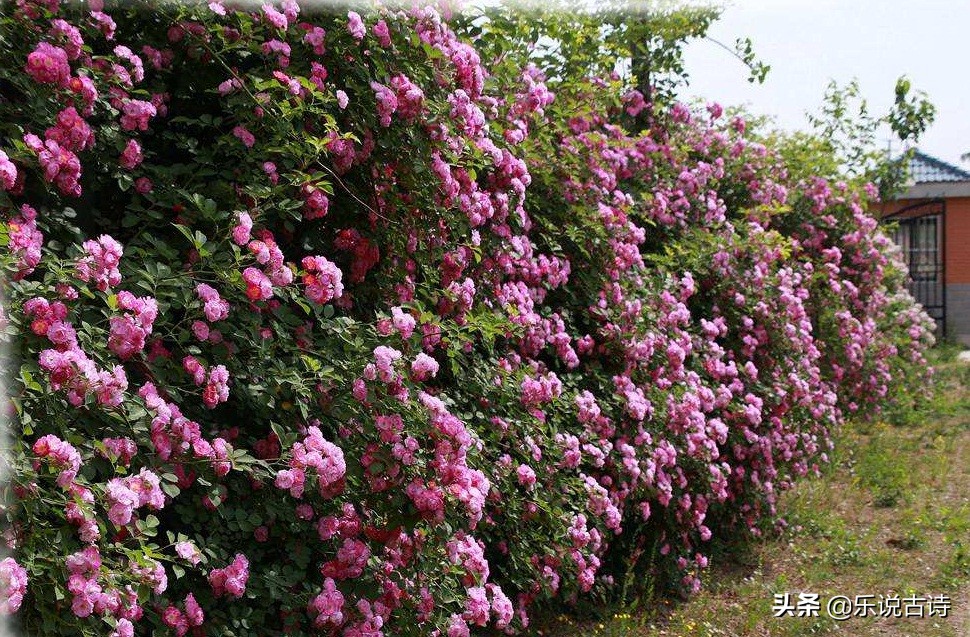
[879,197,970,344]
[943,198,970,285]
[947,284,970,345]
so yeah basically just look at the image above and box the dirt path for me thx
[939,359,969,637]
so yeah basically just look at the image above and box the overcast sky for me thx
[678,0,970,167]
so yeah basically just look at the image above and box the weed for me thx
[856,428,911,507]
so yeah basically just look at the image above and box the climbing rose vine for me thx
[0,1,933,636]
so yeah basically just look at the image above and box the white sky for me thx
[678,0,970,167]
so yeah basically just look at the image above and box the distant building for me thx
[879,150,970,344]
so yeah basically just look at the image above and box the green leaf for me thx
[20,367,42,392]
[173,223,196,246]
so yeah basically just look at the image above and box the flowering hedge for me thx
[0,1,934,636]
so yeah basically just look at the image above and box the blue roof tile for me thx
[908,150,970,183]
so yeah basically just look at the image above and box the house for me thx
[878,150,970,344]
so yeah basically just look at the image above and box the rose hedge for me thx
[0,1,934,636]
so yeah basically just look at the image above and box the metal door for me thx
[886,200,945,334]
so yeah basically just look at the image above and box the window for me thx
[892,215,940,282]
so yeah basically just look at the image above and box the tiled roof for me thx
[908,150,970,183]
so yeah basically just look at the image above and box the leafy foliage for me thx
[0,2,934,636]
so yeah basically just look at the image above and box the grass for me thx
[536,347,970,636]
